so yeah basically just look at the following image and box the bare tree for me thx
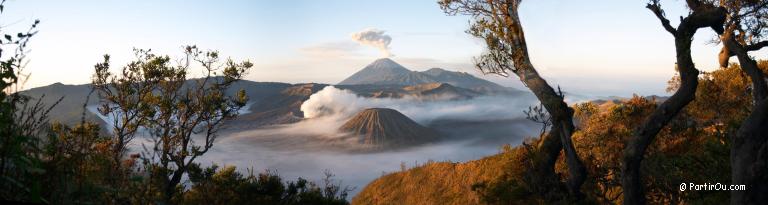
[439,0,587,199]
[716,0,768,203]
[622,1,726,204]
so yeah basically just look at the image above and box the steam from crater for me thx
[351,28,393,57]
[300,86,538,124]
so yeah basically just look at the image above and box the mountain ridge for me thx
[338,58,512,93]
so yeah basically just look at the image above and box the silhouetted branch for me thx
[647,0,678,36]
[746,40,768,51]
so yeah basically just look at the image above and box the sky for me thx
[5,0,763,97]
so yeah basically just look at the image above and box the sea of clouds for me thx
[89,86,543,197]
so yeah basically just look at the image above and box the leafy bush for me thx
[183,164,350,205]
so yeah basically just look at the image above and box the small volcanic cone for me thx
[339,108,439,148]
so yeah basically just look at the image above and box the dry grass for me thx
[352,148,516,205]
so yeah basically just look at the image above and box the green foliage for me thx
[0,1,47,202]
[183,164,350,205]
[41,122,114,204]
[570,65,751,204]
[90,46,261,203]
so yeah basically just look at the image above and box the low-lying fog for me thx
[89,86,550,197]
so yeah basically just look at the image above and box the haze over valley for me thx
[24,58,542,196]
[6,1,765,204]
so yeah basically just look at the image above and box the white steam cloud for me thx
[350,28,393,57]
[300,86,538,124]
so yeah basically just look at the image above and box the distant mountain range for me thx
[225,83,327,129]
[20,58,525,128]
[339,58,512,93]
[337,82,481,100]
[20,81,296,128]
[19,83,103,128]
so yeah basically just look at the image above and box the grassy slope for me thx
[352,150,512,205]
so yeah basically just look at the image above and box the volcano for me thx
[339,108,439,148]
[338,58,436,86]
[338,58,514,94]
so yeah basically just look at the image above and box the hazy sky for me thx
[6,0,763,96]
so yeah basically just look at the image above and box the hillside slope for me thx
[420,68,508,93]
[227,83,327,129]
[352,147,521,205]
[20,83,101,127]
[20,80,294,127]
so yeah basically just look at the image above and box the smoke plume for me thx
[351,28,393,57]
[300,86,538,124]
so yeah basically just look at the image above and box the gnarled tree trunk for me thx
[529,122,562,194]
[493,2,587,197]
[439,0,587,199]
[731,99,768,204]
[622,1,726,204]
[720,27,768,205]
[516,61,586,198]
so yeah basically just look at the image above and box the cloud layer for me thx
[203,86,541,197]
[89,86,542,198]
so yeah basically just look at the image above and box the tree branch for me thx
[746,40,768,52]
[647,1,678,36]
